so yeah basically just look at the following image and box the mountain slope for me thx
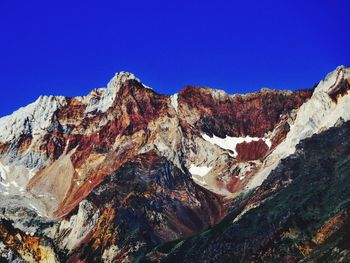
[143,119,350,262]
[0,66,349,262]
[0,71,312,218]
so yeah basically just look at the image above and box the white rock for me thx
[0,161,9,181]
[142,83,153,90]
[247,66,350,190]
[202,134,271,157]
[170,93,178,111]
[86,71,140,114]
[58,200,100,250]
[189,164,212,177]
[0,95,66,142]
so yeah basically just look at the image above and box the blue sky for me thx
[0,0,349,117]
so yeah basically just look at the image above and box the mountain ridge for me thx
[0,66,349,262]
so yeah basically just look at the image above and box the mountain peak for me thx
[85,71,143,114]
[114,71,139,80]
[107,71,140,89]
[315,65,350,95]
[106,71,142,95]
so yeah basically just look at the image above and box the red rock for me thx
[178,87,312,137]
[236,139,269,161]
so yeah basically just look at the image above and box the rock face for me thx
[246,66,350,191]
[147,120,350,263]
[0,66,349,262]
[178,86,312,138]
[235,140,269,161]
[64,151,225,262]
[0,218,58,263]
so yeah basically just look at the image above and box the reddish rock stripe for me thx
[328,78,350,103]
[179,86,313,137]
[236,139,269,161]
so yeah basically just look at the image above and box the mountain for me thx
[0,66,349,262]
[144,119,350,263]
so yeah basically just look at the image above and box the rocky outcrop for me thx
[178,86,312,138]
[0,218,59,263]
[246,66,350,191]
[64,151,225,262]
[235,140,269,161]
[55,200,100,251]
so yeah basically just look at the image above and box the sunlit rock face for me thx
[145,117,350,263]
[0,66,349,262]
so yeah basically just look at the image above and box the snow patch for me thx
[202,134,271,157]
[0,162,9,181]
[189,164,212,177]
[192,176,208,186]
[236,162,253,180]
[142,83,153,90]
[264,138,272,148]
[0,160,40,196]
[28,168,38,179]
[170,93,178,111]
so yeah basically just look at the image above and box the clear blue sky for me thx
[0,0,349,117]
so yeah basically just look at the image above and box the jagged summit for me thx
[0,71,150,144]
[83,70,158,114]
[110,71,140,82]
[0,95,67,142]
[85,71,142,113]
[1,66,348,144]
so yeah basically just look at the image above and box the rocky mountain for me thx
[0,66,349,262]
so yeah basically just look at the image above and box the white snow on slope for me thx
[86,71,140,113]
[0,95,66,142]
[189,164,212,186]
[189,164,212,177]
[0,161,28,194]
[202,134,271,157]
[0,161,9,181]
[142,83,153,90]
[170,93,178,111]
[246,66,350,190]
